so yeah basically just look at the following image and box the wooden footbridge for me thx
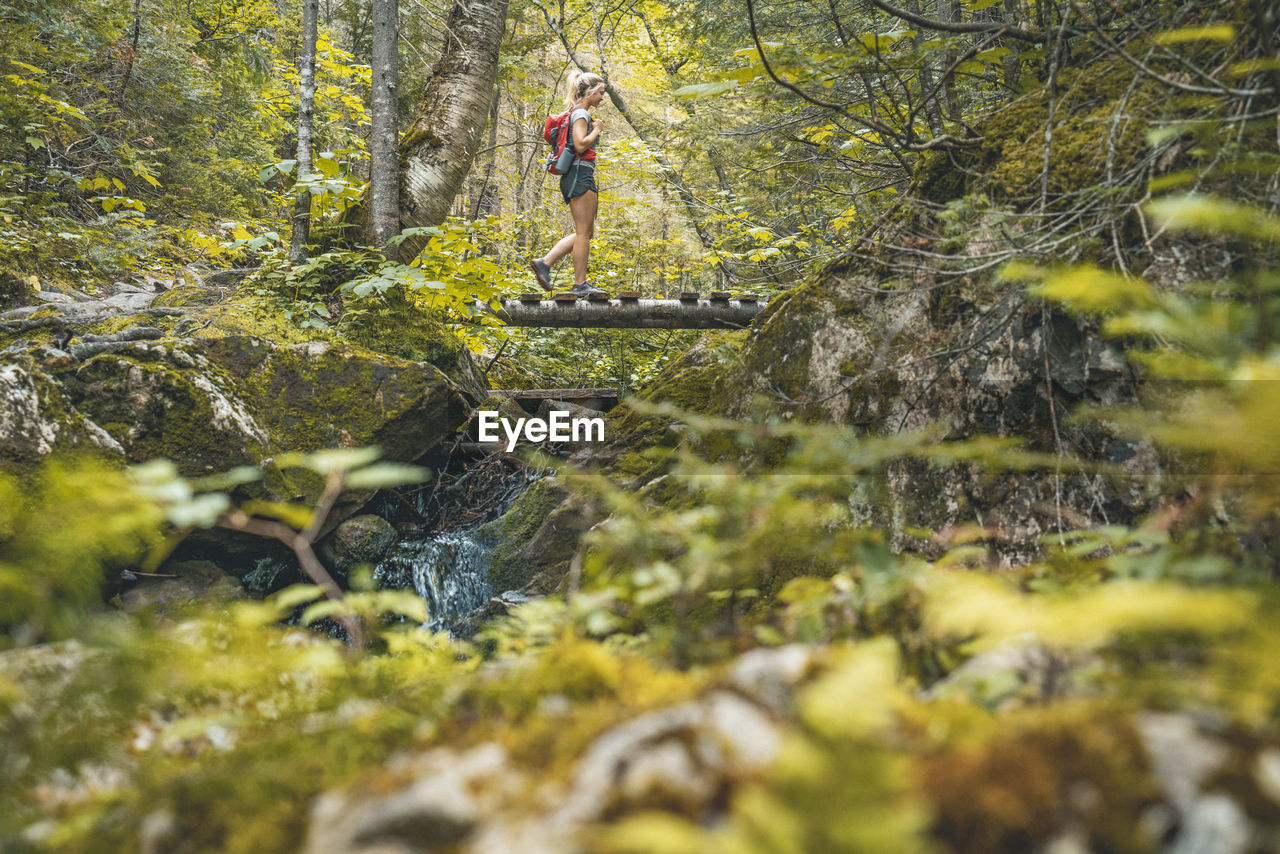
[461,292,765,444]
[473,291,764,329]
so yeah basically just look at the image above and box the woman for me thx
[530,70,608,295]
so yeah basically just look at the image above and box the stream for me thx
[374,532,495,633]
[236,444,543,635]
[371,445,542,634]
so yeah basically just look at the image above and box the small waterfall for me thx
[370,441,550,634]
[374,532,494,633]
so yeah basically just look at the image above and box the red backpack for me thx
[543,109,577,175]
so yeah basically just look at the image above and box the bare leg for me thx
[568,190,597,284]
[544,232,576,267]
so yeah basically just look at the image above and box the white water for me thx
[374,532,493,632]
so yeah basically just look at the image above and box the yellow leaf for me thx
[923,569,1253,650]
[798,639,903,738]
[1153,25,1235,45]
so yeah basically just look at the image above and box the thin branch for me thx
[1070,0,1273,97]
[865,0,1052,42]
[218,510,365,649]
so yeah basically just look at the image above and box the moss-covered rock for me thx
[117,560,246,616]
[2,332,471,499]
[68,342,267,475]
[0,354,126,475]
[206,336,466,462]
[978,60,1156,203]
[639,257,1158,566]
[0,270,36,311]
[318,514,397,576]
[578,339,735,483]
[336,292,487,399]
[474,478,598,593]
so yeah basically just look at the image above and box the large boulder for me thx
[116,560,247,616]
[591,260,1159,566]
[1,333,469,481]
[473,477,600,595]
[1,352,127,466]
[722,265,1157,563]
[63,338,268,474]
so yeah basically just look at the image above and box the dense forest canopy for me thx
[3,0,1280,851]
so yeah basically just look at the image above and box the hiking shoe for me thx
[570,281,607,295]
[530,258,552,292]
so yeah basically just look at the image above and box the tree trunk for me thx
[470,88,502,220]
[909,0,944,137]
[368,0,400,258]
[398,0,510,249]
[942,0,962,124]
[290,0,319,264]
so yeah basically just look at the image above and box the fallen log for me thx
[473,297,763,329]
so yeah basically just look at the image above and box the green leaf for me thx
[289,446,384,475]
[166,492,230,527]
[301,599,349,625]
[363,590,428,623]
[673,80,739,98]
[191,466,262,491]
[269,584,325,614]
[1002,262,1158,313]
[10,60,47,75]
[240,500,316,530]
[344,463,430,489]
[1147,194,1280,241]
[314,155,340,177]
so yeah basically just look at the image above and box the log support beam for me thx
[473,298,764,329]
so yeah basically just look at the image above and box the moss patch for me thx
[0,270,36,311]
[976,60,1155,202]
[475,478,576,592]
[921,704,1160,854]
[69,348,262,475]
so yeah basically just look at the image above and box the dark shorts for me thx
[560,160,597,203]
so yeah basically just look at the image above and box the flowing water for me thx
[372,448,546,634]
[374,532,494,633]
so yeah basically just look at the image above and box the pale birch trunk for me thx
[398,0,510,253]
[289,0,319,264]
[368,0,400,258]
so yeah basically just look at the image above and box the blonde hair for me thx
[564,70,605,108]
